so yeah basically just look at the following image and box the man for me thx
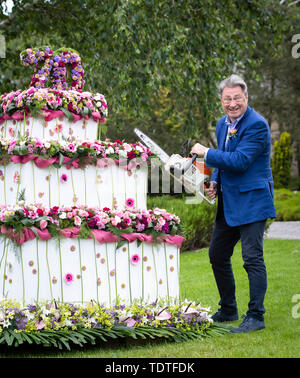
[190,74,276,333]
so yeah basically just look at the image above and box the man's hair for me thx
[218,74,248,98]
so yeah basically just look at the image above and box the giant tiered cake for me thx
[0,47,184,307]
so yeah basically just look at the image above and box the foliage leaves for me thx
[0,322,230,350]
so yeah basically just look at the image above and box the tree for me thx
[244,1,300,179]
[0,0,286,143]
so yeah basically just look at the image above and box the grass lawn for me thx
[0,239,299,358]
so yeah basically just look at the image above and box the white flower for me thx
[118,150,127,158]
[59,212,67,219]
[122,143,132,152]
[94,93,105,101]
[136,145,143,153]
[41,305,51,316]
[23,309,35,321]
[158,217,166,225]
[105,146,114,154]
[64,319,73,327]
[2,318,11,328]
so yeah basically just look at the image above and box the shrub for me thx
[271,132,293,189]
[148,195,217,251]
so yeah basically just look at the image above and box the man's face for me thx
[221,86,248,122]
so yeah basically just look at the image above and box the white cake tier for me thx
[0,238,180,305]
[0,162,147,210]
[1,117,100,141]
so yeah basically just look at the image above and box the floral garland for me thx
[0,137,154,169]
[0,203,183,246]
[0,87,107,121]
[0,298,230,349]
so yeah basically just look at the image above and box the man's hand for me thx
[190,143,209,157]
[205,181,217,200]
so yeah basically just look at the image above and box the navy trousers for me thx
[209,193,267,320]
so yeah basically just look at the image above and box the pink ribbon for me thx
[0,111,28,124]
[92,230,118,243]
[59,227,81,238]
[34,227,52,241]
[0,224,184,248]
[63,156,80,169]
[92,111,106,123]
[92,230,184,248]
[10,154,58,168]
[34,157,58,168]
[121,233,153,244]
[42,110,65,122]
[0,114,13,124]
[157,234,185,248]
[11,111,27,120]
[10,154,79,169]
[0,226,35,245]
[10,155,36,164]
[42,109,90,123]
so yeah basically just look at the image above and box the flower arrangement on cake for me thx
[0,137,153,169]
[0,202,183,248]
[0,87,108,123]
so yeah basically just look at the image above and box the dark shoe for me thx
[230,315,265,333]
[212,310,238,322]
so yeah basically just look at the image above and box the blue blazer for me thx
[206,105,276,227]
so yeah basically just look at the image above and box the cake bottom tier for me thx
[0,238,180,306]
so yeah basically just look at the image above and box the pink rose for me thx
[40,219,48,230]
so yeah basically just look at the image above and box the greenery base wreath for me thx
[0,298,229,350]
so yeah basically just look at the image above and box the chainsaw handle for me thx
[183,153,198,173]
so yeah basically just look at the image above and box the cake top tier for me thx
[0,47,107,124]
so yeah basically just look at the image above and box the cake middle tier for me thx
[0,162,147,209]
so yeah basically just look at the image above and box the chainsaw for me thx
[134,128,216,205]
